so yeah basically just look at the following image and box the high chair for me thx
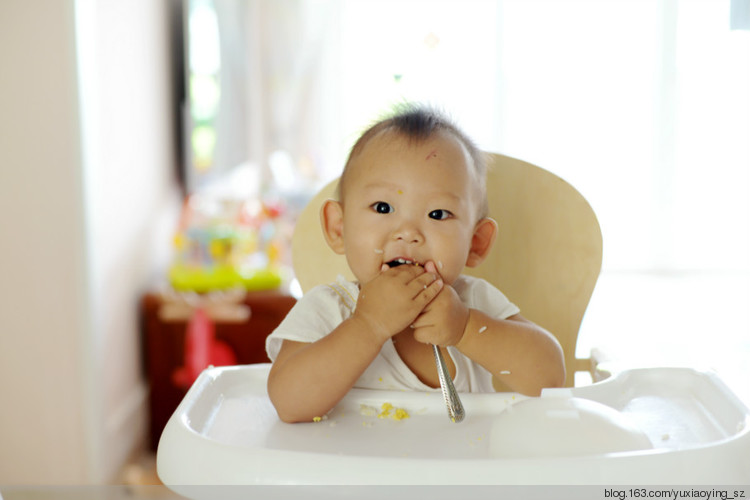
[156,152,750,490]
[292,152,603,387]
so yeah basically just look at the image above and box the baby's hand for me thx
[352,264,442,343]
[411,262,470,347]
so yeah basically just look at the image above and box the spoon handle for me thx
[432,345,465,423]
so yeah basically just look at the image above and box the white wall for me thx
[0,0,181,484]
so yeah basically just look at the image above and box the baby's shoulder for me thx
[453,274,496,294]
[454,274,516,313]
[301,277,358,315]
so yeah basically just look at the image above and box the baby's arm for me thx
[456,310,566,395]
[411,262,565,395]
[267,320,386,423]
[267,265,442,422]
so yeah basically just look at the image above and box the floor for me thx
[0,454,183,500]
[116,453,182,498]
[0,486,183,500]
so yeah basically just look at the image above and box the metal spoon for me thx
[432,345,465,423]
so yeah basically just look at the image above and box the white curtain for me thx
[210,0,340,196]
[208,0,750,273]
[335,0,750,273]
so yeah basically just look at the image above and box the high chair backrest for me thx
[291,152,603,387]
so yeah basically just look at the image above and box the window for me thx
[183,0,750,396]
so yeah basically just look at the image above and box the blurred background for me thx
[1,0,748,485]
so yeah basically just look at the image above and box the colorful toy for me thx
[168,195,293,292]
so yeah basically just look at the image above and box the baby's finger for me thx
[411,317,448,346]
[424,260,439,276]
[412,325,439,345]
[410,313,432,331]
[384,262,424,280]
[408,271,439,295]
[413,276,443,305]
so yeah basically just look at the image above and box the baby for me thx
[266,104,565,423]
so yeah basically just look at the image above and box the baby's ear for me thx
[466,217,498,267]
[320,199,346,255]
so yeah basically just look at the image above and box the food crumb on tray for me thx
[359,404,378,417]
[359,402,410,421]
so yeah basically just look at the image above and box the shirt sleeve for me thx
[455,275,521,319]
[264,284,347,361]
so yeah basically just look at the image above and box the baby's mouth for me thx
[386,258,420,268]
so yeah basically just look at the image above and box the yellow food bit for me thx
[378,402,394,419]
[312,416,322,422]
[392,408,410,420]
[377,402,410,420]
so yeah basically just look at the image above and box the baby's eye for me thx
[372,201,393,214]
[428,209,453,220]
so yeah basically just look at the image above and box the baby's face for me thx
[338,130,484,286]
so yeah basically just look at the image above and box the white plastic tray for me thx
[157,364,750,487]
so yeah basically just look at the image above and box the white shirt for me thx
[265,274,520,393]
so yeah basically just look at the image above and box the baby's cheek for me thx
[345,249,381,285]
[435,258,464,285]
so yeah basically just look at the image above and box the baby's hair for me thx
[338,103,489,217]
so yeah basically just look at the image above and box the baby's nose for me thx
[392,221,424,244]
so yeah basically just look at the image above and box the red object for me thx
[142,290,296,450]
[171,308,237,388]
